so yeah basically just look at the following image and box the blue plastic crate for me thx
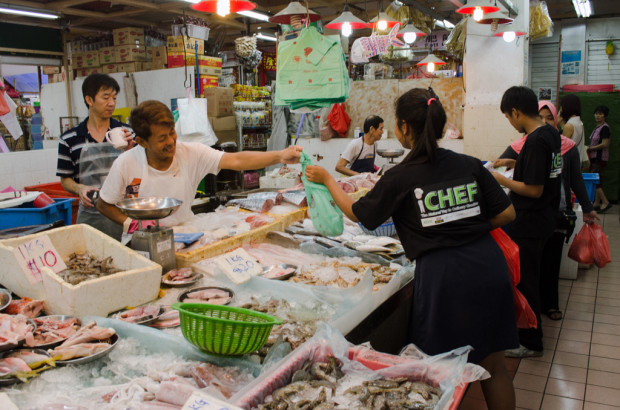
[0,198,74,230]
[581,173,599,203]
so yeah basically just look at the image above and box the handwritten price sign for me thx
[214,248,262,284]
[181,391,242,410]
[12,235,67,284]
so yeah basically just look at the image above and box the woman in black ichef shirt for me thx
[306,88,519,409]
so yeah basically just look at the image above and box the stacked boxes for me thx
[98,46,116,64]
[167,35,204,54]
[151,46,167,70]
[113,27,145,46]
[114,44,148,63]
[71,51,99,69]
[204,87,235,144]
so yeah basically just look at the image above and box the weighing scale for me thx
[377,148,405,175]
[116,197,182,273]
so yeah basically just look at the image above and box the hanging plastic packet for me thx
[300,150,343,237]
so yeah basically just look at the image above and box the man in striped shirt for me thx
[56,74,134,240]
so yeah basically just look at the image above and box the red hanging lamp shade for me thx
[456,0,500,15]
[192,0,257,14]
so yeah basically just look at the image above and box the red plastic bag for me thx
[0,89,10,116]
[490,228,537,329]
[590,223,611,268]
[568,224,595,264]
[326,103,350,137]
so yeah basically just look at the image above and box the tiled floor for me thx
[459,207,620,410]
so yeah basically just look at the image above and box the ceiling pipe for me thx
[399,0,450,23]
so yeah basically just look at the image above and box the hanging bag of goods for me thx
[299,151,343,237]
[275,26,349,111]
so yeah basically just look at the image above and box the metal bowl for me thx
[0,348,52,386]
[30,315,82,349]
[162,271,203,288]
[114,306,165,326]
[376,148,405,158]
[116,197,182,220]
[261,264,298,281]
[0,288,12,312]
[178,286,234,305]
[54,333,119,366]
[0,319,37,352]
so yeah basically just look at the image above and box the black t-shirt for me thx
[594,125,610,162]
[352,148,512,260]
[507,124,562,237]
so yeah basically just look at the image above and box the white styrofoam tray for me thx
[0,224,162,317]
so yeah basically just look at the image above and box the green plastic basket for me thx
[171,302,282,356]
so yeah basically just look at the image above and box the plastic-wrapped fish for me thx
[227,192,283,213]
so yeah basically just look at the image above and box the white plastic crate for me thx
[0,224,162,317]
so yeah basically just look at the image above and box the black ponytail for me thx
[394,87,447,163]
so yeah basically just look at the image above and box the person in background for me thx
[56,73,134,240]
[97,100,302,233]
[306,88,518,409]
[335,115,383,176]
[495,100,598,322]
[559,94,587,168]
[492,86,561,358]
[587,105,612,213]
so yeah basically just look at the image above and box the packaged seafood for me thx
[232,325,485,410]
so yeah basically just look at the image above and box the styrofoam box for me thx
[0,224,162,317]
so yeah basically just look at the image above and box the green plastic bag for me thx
[300,151,344,237]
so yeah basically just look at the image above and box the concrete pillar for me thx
[462,0,530,161]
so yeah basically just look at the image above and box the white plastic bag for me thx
[176,94,218,146]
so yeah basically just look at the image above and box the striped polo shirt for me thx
[56,117,132,183]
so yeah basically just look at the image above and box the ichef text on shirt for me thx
[549,152,562,179]
[414,178,481,227]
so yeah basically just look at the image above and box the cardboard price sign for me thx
[182,391,242,410]
[12,235,67,284]
[213,248,262,284]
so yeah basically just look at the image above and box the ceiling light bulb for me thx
[473,7,483,21]
[378,19,388,31]
[217,0,230,17]
[341,22,352,37]
[403,32,417,44]
[503,31,516,42]
[427,62,435,72]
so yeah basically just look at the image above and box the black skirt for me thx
[408,233,519,363]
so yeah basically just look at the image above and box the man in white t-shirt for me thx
[335,115,383,176]
[97,100,302,232]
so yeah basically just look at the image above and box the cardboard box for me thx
[151,60,167,70]
[113,26,145,46]
[75,67,102,77]
[152,45,167,66]
[98,46,116,64]
[71,51,99,69]
[200,75,219,94]
[203,87,234,117]
[42,66,60,75]
[208,115,235,131]
[198,66,222,76]
[167,52,195,68]
[167,35,204,54]
[114,44,148,62]
[0,225,161,317]
[101,63,121,74]
[202,56,222,68]
[116,62,142,73]
[215,129,238,144]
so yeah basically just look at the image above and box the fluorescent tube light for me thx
[435,19,455,29]
[256,33,277,42]
[572,0,592,18]
[238,10,270,21]
[0,6,59,19]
